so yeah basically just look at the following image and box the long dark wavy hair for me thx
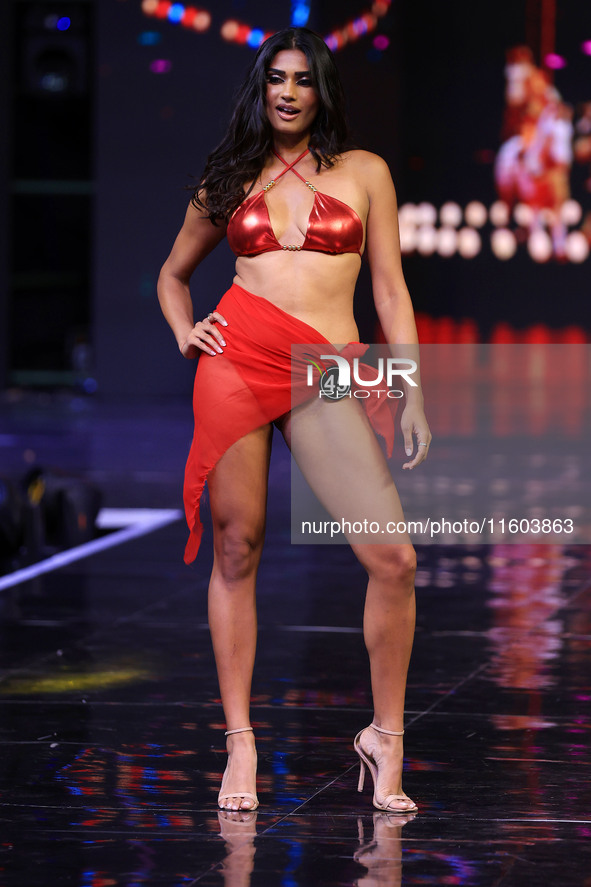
[192,27,350,224]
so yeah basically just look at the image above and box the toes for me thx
[386,799,416,812]
[220,795,254,812]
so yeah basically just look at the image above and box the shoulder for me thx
[339,150,395,189]
[340,149,392,174]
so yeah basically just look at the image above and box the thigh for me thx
[208,424,273,544]
[279,397,410,546]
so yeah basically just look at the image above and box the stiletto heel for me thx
[218,727,259,811]
[353,723,418,813]
[357,758,366,793]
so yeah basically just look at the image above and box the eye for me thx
[266,74,283,85]
[297,78,313,87]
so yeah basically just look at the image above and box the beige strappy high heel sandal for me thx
[218,727,259,811]
[354,723,418,813]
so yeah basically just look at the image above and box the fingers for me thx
[209,311,228,327]
[184,311,228,358]
[403,429,414,459]
[402,442,429,470]
[402,422,432,470]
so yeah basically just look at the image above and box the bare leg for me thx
[280,397,417,810]
[207,424,273,810]
[353,541,416,810]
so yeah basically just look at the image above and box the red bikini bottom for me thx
[183,282,396,564]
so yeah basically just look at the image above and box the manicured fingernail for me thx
[220,339,226,347]
[406,448,412,455]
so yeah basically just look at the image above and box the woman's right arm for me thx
[157,201,228,359]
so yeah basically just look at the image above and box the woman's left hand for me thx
[400,404,432,469]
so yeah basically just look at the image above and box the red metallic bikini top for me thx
[226,148,364,258]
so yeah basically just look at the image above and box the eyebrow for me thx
[267,68,311,76]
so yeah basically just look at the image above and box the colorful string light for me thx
[140,0,212,32]
[141,0,392,51]
[291,1,311,28]
[324,2,392,53]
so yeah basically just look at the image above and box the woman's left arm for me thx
[363,153,432,469]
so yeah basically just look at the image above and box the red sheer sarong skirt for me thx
[183,282,395,564]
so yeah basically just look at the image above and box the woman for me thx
[157,27,431,815]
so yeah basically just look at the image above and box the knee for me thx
[214,529,263,583]
[360,543,417,590]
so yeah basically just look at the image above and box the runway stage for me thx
[0,394,590,886]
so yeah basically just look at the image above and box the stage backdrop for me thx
[93,0,403,399]
[89,0,591,398]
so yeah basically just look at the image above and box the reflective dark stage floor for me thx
[1,395,590,886]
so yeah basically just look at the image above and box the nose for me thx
[281,80,296,101]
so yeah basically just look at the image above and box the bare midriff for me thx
[233,250,362,344]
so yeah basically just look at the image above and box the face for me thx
[265,49,320,137]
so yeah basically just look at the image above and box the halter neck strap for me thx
[271,147,310,184]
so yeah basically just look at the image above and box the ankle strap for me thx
[225,727,254,736]
[371,723,404,736]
